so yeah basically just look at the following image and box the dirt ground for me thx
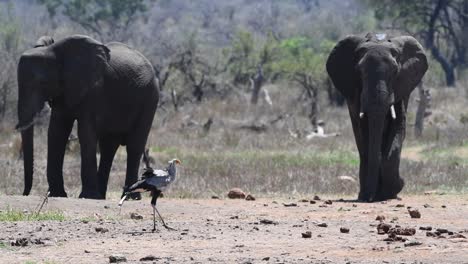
[1,194,467,264]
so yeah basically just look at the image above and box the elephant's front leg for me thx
[376,101,407,200]
[77,117,100,199]
[47,110,74,197]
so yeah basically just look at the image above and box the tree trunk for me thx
[414,82,430,138]
[250,65,264,105]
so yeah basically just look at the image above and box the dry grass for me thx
[0,83,467,199]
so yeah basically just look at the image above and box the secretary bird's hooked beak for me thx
[170,159,181,165]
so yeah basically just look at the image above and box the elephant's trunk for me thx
[21,126,34,195]
[365,113,386,201]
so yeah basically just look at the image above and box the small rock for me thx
[408,208,421,218]
[377,223,392,234]
[109,254,127,263]
[140,255,159,261]
[426,231,438,237]
[84,250,91,253]
[423,204,432,208]
[230,215,239,219]
[11,238,29,247]
[449,233,466,239]
[228,188,246,199]
[95,227,109,233]
[419,226,432,231]
[436,228,449,234]
[309,200,317,204]
[317,223,328,227]
[441,205,447,208]
[299,199,309,203]
[389,227,416,236]
[211,195,220,199]
[324,200,333,205]
[262,257,270,261]
[283,203,297,207]
[375,215,385,221]
[301,231,312,238]
[395,204,405,208]
[104,205,110,209]
[404,240,422,247]
[259,219,278,225]
[340,227,350,233]
[130,213,143,220]
[313,195,321,201]
[245,194,256,201]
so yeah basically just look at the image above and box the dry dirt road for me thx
[1,194,467,264]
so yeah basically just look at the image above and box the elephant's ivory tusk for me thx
[359,112,364,119]
[390,105,396,119]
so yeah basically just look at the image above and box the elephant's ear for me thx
[34,36,54,48]
[54,35,110,108]
[391,36,428,101]
[326,35,364,100]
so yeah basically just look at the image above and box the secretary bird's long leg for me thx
[153,205,176,230]
[151,190,175,231]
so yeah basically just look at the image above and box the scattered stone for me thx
[352,204,357,207]
[441,205,447,208]
[259,219,278,225]
[395,204,405,208]
[377,223,392,234]
[299,199,309,203]
[104,205,110,209]
[309,200,317,204]
[419,226,432,231]
[317,223,328,228]
[375,215,386,221]
[211,195,220,199]
[130,213,143,220]
[301,231,312,238]
[140,255,159,261]
[84,250,91,253]
[245,194,256,201]
[389,227,416,236]
[95,227,109,233]
[340,227,350,233]
[324,200,333,205]
[426,231,438,237]
[109,254,127,263]
[10,238,29,247]
[313,195,321,201]
[423,204,432,208]
[230,215,239,219]
[283,203,297,207]
[262,257,270,261]
[228,188,246,199]
[436,228,449,234]
[404,240,422,247]
[449,233,466,239]
[408,208,421,218]
[384,233,407,242]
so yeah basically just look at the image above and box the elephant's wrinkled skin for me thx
[17,35,159,199]
[326,33,428,202]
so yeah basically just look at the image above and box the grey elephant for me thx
[326,33,428,202]
[17,35,159,199]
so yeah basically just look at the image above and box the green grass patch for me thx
[0,208,65,222]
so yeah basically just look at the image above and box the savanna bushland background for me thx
[0,0,467,199]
